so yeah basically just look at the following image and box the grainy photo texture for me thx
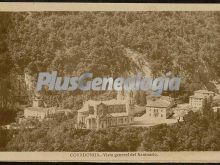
[0,7,220,162]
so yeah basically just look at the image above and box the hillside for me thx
[0,12,219,109]
[124,48,152,76]
[1,11,220,152]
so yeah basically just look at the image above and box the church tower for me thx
[117,91,135,115]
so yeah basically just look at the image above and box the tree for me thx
[0,13,13,109]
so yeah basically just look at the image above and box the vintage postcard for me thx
[0,3,220,163]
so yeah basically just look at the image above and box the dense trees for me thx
[0,13,13,109]
[0,12,220,151]
[0,127,10,151]
[0,14,18,131]
[142,110,220,151]
[0,12,219,103]
[3,110,220,151]
[7,12,220,100]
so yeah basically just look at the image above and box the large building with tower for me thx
[77,92,135,130]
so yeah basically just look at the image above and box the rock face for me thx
[124,48,152,77]
[24,73,35,92]
[24,72,39,101]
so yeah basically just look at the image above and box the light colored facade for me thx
[189,90,215,109]
[189,95,205,109]
[24,97,72,120]
[24,107,72,120]
[213,106,220,113]
[24,107,56,119]
[33,98,44,107]
[173,103,191,118]
[77,97,134,130]
[213,106,220,119]
[145,99,172,121]
[160,96,174,103]
[194,90,215,100]
[212,95,220,106]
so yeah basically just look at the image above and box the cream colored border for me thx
[0,3,219,11]
[0,152,220,162]
[0,2,220,163]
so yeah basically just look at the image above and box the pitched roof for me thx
[111,113,128,117]
[160,96,173,102]
[190,95,204,99]
[146,99,170,108]
[78,99,128,112]
[195,90,215,94]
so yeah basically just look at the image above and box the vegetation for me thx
[143,111,220,151]
[0,110,17,126]
[0,12,219,151]
[1,109,219,151]
[5,12,220,109]
[0,13,13,109]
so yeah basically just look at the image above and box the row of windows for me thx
[96,106,126,115]
[149,113,164,117]
[99,117,133,128]
[190,100,203,102]
[149,109,165,113]
[107,105,126,113]
[190,98,203,101]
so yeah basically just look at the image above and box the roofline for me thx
[146,105,169,108]
[195,90,215,94]
[189,96,204,99]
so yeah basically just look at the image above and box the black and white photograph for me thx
[0,3,220,162]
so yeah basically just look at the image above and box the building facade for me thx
[189,95,205,109]
[213,106,220,113]
[24,97,72,120]
[145,99,173,121]
[189,90,215,109]
[24,107,56,119]
[77,92,134,130]
[194,90,215,101]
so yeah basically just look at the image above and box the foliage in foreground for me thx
[2,110,220,151]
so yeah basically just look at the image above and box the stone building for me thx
[24,97,72,120]
[189,90,215,109]
[213,106,220,113]
[145,99,173,121]
[189,95,206,109]
[194,90,215,101]
[77,92,134,130]
[24,107,56,120]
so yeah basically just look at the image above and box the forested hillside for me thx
[0,12,220,152]
[9,12,220,78]
[1,12,220,108]
[3,108,220,151]
[0,13,13,109]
